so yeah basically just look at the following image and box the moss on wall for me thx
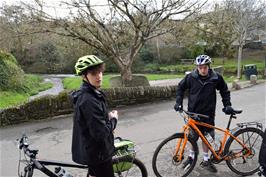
[0,85,177,126]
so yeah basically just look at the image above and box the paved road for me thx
[1,83,265,177]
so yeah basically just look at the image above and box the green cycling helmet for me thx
[75,55,104,75]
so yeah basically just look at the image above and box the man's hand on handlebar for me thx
[223,105,234,115]
[174,104,183,112]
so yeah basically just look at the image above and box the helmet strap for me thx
[82,72,90,84]
[84,75,90,84]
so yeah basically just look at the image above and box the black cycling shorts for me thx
[88,158,114,177]
[189,125,215,142]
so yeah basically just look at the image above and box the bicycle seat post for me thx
[226,114,236,130]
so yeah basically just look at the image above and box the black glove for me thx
[174,104,183,112]
[223,105,234,115]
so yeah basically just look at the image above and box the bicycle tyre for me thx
[152,133,198,177]
[113,156,148,177]
[225,127,264,176]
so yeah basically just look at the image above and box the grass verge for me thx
[0,74,53,109]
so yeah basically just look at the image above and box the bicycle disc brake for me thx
[172,155,184,165]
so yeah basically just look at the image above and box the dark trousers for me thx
[88,158,115,177]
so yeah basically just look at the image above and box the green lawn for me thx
[145,74,184,80]
[0,75,53,109]
[24,75,53,95]
[153,58,265,74]
[63,74,116,90]
[212,57,265,73]
[63,74,183,90]
[63,72,259,90]
[0,91,28,108]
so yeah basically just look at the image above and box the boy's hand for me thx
[109,110,118,120]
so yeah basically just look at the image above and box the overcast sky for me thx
[0,0,131,17]
[0,0,222,18]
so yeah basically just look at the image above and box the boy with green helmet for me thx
[71,55,118,177]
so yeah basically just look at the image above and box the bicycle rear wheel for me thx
[113,156,147,177]
[225,127,264,176]
[152,133,198,177]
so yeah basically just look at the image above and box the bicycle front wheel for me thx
[113,156,147,177]
[152,133,198,177]
[225,127,264,176]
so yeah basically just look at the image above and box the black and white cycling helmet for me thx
[195,55,212,65]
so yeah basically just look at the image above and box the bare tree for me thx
[195,3,236,60]
[25,0,205,86]
[0,5,28,56]
[226,0,266,79]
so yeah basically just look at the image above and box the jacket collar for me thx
[80,81,105,98]
[191,69,218,81]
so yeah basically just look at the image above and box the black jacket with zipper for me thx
[71,81,117,165]
[176,69,231,125]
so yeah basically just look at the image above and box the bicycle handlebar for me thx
[18,134,38,158]
[178,108,242,124]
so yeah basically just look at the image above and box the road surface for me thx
[1,83,265,177]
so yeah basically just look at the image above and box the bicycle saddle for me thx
[233,109,242,114]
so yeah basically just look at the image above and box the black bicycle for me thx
[17,134,147,177]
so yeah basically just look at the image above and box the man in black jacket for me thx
[71,55,118,177]
[174,55,234,173]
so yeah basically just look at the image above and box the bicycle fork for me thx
[22,165,34,177]
[173,131,189,163]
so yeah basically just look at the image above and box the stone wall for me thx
[0,85,177,126]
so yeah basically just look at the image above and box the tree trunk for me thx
[237,45,243,79]
[156,38,161,63]
[121,66,133,87]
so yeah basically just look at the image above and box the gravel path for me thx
[149,78,182,86]
[29,77,64,101]
[29,75,75,101]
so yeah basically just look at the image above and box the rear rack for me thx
[236,121,263,130]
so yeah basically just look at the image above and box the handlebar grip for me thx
[23,148,32,157]
[23,147,38,158]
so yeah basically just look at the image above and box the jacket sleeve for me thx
[217,74,232,107]
[80,99,116,143]
[176,75,189,106]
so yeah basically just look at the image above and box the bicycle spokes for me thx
[225,127,263,176]
[152,134,198,177]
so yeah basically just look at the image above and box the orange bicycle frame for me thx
[174,116,252,161]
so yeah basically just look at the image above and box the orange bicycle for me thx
[152,109,264,177]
